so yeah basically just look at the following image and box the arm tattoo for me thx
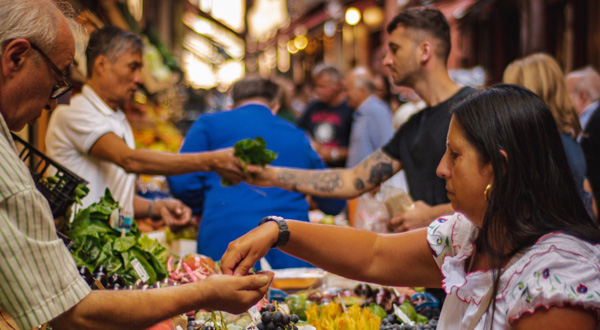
[354,178,365,191]
[368,162,394,185]
[277,170,344,193]
[359,150,397,187]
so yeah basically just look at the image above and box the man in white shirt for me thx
[47,26,248,229]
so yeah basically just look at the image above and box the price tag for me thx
[131,258,150,282]
[393,304,414,325]
[248,305,261,324]
[109,209,132,233]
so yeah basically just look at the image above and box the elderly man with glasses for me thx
[0,1,273,329]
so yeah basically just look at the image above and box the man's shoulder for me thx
[586,102,600,125]
[362,96,391,113]
[52,93,94,116]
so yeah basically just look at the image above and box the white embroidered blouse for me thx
[427,213,600,329]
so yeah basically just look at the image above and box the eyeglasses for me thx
[29,42,73,99]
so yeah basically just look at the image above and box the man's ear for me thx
[417,41,433,65]
[2,39,31,77]
[270,102,281,114]
[580,90,590,105]
[92,54,109,76]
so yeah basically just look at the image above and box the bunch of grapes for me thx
[257,304,300,330]
[379,314,438,330]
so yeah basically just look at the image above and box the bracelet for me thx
[258,216,290,248]
[147,200,160,221]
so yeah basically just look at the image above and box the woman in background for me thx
[503,53,592,215]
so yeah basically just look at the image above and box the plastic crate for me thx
[11,133,88,218]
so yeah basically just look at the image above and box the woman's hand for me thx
[220,221,279,276]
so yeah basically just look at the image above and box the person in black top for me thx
[297,64,354,168]
[247,7,476,232]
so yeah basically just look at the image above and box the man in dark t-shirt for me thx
[246,6,474,308]
[382,87,475,206]
[246,8,471,232]
[297,64,353,167]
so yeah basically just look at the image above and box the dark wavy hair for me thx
[451,84,600,326]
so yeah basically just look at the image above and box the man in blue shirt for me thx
[168,77,345,269]
[345,67,395,167]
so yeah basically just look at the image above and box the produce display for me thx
[221,137,278,186]
[64,189,440,330]
[256,303,300,330]
[67,188,169,286]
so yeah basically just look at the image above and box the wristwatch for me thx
[330,147,339,161]
[258,216,290,248]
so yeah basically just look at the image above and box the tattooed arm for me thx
[248,149,402,199]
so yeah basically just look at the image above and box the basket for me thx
[11,133,88,219]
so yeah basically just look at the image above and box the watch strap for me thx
[258,216,290,248]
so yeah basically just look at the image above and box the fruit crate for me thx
[11,133,88,219]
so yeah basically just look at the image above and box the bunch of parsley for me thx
[222,137,278,186]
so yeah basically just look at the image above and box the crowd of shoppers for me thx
[1,0,600,329]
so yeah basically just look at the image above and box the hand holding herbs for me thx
[221,137,278,186]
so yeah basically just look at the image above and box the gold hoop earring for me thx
[484,184,492,202]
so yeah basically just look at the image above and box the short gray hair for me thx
[349,66,375,92]
[0,0,81,55]
[85,26,144,78]
[567,66,600,101]
[312,63,343,84]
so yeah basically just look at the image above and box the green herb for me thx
[222,137,278,186]
[67,188,168,285]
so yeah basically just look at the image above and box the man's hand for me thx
[196,272,274,314]
[221,221,279,276]
[243,164,277,187]
[157,199,192,232]
[209,148,247,184]
[388,201,435,232]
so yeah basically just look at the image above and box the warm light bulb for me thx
[345,7,361,26]
[294,35,308,50]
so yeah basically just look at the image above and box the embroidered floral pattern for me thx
[428,217,450,258]
[428,214,600,329]
[509,264,600,308]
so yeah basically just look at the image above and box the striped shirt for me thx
[0,116,90,329]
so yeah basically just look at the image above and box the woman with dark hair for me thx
[221,85,600,329]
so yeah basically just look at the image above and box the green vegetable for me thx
[222,137,278,186]
[399,299,417,322]
[369,303,387,319]
[67,188,168,285]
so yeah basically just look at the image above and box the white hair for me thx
[0,0,83,54]
[567,66,600,101]
[349,66,375,92]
